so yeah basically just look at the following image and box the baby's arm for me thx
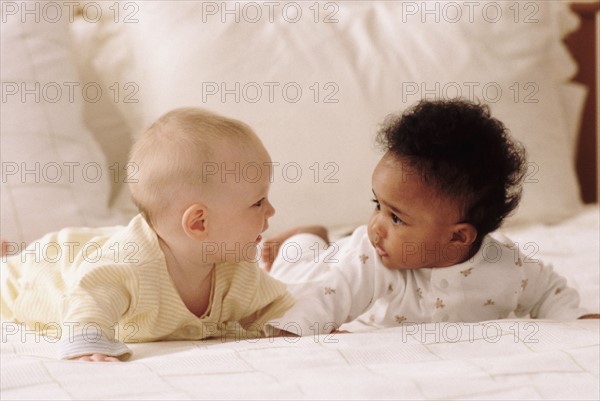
[517,258,590,320]
[262,225,329,271]
[59,265,134,361]
[267,227,396,334]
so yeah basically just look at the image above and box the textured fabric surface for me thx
[1,206,598,400]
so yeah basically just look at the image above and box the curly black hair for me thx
[376,98,527,252]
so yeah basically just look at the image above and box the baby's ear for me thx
[450,223,477,247]
[181,204,207,240]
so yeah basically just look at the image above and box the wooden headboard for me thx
[565,2,599,204]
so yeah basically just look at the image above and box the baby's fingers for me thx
[261,242,280,272]
[261,240,280,255]
[73,353,122,362]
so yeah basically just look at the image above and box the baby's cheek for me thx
[388,247,417,270]
[386,256,406,270]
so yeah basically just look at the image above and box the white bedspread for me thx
[2,207,598,400]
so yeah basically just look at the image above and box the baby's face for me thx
[368,153,463,270]
[199,144,275,264]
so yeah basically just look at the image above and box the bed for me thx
[1,1,598,400]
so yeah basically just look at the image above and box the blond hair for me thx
[128,107,258,226]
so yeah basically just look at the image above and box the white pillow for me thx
[69,17,138,213]
[77,1,585,235]
[0,4,130,244]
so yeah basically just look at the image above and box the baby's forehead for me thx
[376,154,461,208]
[207,136,270,163]
[377,153,427,184]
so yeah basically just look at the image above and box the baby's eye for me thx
[254,199,264,207]
[391,213,404,225]
[371,198,380,211]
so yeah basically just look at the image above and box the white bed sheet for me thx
[1,206,598,401]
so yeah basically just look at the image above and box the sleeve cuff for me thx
[58,332,132,360]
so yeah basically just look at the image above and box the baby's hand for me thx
[261,225,329,272]
[71,353,121,362]
[578,314,600,319]
[1,238,9,256]
[261,239,282,272]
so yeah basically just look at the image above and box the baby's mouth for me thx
[374,243,388,257]
[371,234,388,256]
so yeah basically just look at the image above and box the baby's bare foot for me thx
[261,225,329,271]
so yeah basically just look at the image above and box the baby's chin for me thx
[378,255,420,271]
[377,254,399,270]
